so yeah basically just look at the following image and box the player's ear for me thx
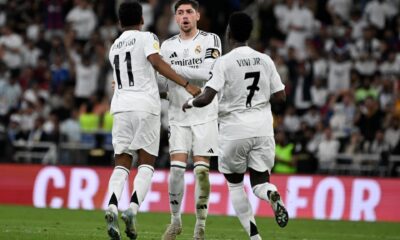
[196,11,200,21]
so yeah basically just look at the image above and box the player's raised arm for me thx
[147,53,201,97]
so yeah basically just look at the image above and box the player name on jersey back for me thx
[111,38,137,50]
[236,57,262,67]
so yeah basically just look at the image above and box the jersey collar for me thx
[178,30,200,42]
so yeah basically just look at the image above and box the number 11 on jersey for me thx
[113,52,134,89]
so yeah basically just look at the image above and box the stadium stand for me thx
[0,0,398,176]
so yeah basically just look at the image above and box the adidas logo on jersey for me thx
[207,148,214,153]
[169,52,178,58]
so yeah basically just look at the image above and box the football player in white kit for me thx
[183,12,289,239]
[105,2,200,240]
[159,1,221,240]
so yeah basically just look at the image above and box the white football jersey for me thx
[160,30,221,126]
[109,30,161,115]
[206,46,285,140]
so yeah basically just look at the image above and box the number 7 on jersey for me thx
[244,71,260,108]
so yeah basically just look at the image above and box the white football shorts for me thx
[112,111,160,157]
[218,136,275,174]
[169,120,218,157]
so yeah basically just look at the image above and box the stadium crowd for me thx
[0,0,399,176]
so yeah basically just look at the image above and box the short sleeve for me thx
[204,33,222,61]
[266,56,285,94]
[205,59,225,92]
[144,32,160,57]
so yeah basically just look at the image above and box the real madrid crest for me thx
[195,45,202,54]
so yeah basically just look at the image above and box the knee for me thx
[194,165,209,181]
[170,161,186,178]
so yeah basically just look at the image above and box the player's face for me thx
[175,4,200,33]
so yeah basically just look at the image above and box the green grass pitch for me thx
[0,205,399,240]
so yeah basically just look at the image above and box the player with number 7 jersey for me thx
[182,12,288,239]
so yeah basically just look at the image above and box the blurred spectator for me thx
[0,24,23,74]
[309,46,328,81]
[293,62,312,113]
[354,55,377,77]
[274,53,289,85]
[274,130,296,174]
[65,32,101,109]
[378,79,395,111]
[302,106,321,127]
[295,125,318,173]
[310,78,328,108]
[350,9,368,40]
[50,54,70,94]
[283,105,301,134]
[363,0,397,34]
[43,0,66,38]
[355,77,379,103]
[380,52,400,79]
[60,108,80,143]
[327,0,352,22]
[99,18,119,48]
[65,0,97,43]
[385,116,400,152]
[327,51,352,93]
[351,25,381,60]
[7,114,26,142]
[284,0,314,59]
[21,39,42,68]
[0,70,21,118]
[317,127,340,171]
[343,129,364,156]
[355,97,385,142]
[365,129,391,171]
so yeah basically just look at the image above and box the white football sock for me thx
[129,164,154,215]
[252,182,278,203]
[227,181,259,238]
[194,161,210,227]
[107,166,130,214]
[168,160,186,224]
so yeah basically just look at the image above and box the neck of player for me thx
[180,29,198,40]
[230,40,247,50]
[122,25,141,31]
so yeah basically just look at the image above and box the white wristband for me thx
[187,98,195,107]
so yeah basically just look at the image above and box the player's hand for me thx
[112,80,115,90]
[185,83,201,97]
[182,99,193,112]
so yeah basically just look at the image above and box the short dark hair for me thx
[174,0,199,12]
[118,1,143,27]
[228,12,253,42]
